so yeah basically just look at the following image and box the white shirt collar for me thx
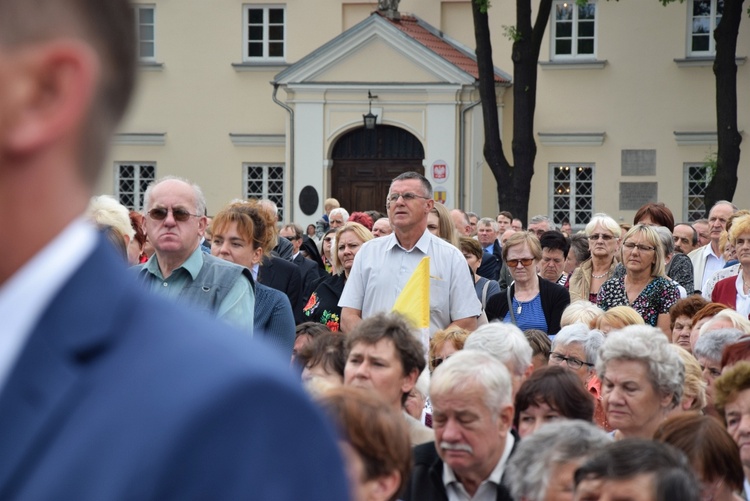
[0,218,97,394]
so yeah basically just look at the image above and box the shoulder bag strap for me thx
[506,281,517,325]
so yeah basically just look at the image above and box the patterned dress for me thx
[302,273,346,332]
[597,275,680,326]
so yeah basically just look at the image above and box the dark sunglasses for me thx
[506,258,535,267]
[284,235,299,241]
[148,207,200,222]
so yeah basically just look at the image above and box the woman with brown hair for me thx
[655,413,744,501]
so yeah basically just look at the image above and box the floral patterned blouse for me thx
[302,273,346,332]
[597,275,680,326]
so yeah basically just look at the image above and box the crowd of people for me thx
[2,1,749,499]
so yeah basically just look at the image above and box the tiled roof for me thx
[378,12,510,84]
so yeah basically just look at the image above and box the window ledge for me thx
[232,62,290,72]
[538,132,605,146]
[229,134,286,146]
[139,61,164,70]
[540,59,607,70]
[113,133,166,146]
[674,56,747,67]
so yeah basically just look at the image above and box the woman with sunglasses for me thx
[485,232,570,335]
[319,228,337,274]
[427,326,469,373]
[303,222,373,332]
[569,213,622,305]
[597,224,681,336]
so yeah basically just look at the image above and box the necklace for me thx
[591,270,609,279]
[513,295,538,315]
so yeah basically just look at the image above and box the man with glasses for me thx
[136,177,254,333]
[340,171,480,335]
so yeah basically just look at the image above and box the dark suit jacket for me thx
[293,253,323,301]
[258,255,304,323]
[477,240,503,281]
[0,239,348,500]
[403,435,518,501]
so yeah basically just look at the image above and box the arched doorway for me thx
[331,125,425,213]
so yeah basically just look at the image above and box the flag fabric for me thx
[392,257,430,350]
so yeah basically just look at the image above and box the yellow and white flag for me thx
[392,257,430,350]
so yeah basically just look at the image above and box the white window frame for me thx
[549,163,595,227]
[687,0,723,56]
[243,5,286,62]
[115,162,156,211]
[134,5,156,62]
[683,162,712,221]
[244,163,286,220]
[550,0,598,60]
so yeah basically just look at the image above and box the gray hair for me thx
[86,195,135,239]
[653,225,675,257]
[585,213,622,238]
[693,328,744,362]
[329,207,349,222]
[552,324,605,369]
[430,350,512,416]
[711,200,739,213]
[391,171,433,198]
[560,301,604,328]
[143,176,207,217]
[504,421,612,501]
[464,323,532,377]
[596,325,685,409]
[478,217,498,231]
[529,215,556,231]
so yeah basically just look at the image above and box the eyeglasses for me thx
[506,258,535,268]
[284,235,299,241]
[324,237,334,243]
[588,233,615,241]
[386,192,430,205]
[147,207,201,222]
[550,352,593,369]
[622,242,656,252]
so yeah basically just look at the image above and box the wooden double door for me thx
[330,125,425,214]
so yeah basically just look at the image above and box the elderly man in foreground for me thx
[403,350,517,500]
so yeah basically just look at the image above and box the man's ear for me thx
[496,404,514,435]
[4,40,99,156]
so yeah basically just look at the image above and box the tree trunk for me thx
[703,0,744,212]
[472,0,553,226]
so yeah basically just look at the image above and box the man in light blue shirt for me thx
[136,177,254,334]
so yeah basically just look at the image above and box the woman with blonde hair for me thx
[569,213,622,304]
[303,222,373,332]
[668,345,707,416]
[560,300,603,328]
[597,224,680,336]
[594,305,645,334]
[428,326,469,372]
[427,202,459,247]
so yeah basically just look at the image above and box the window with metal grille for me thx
[551,1,597,59]
[244,164,285,220]
[684,163,712,221]
[135,5,156,61]
[115,163,156,210]
[550,164,594,226]
[689,0,723,56]
[243,5,285,62]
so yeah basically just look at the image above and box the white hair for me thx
[693,328,744,362]
[552,324,605,369]
[596,325,684,409]
[700,309,750,335]
[560,301,604,328]
[464,323,532,377]
[430,350,512,416]
[329,207,349,222]
[86,195,135,239]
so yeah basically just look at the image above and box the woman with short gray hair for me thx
[549,324,608,429]
[597,325,684,440]
[505,421,611,501]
